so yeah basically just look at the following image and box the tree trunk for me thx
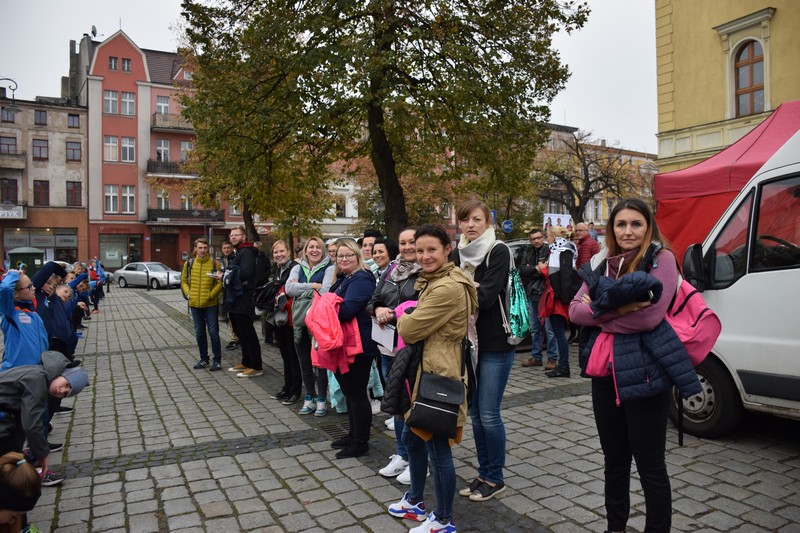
[242,202,257,242]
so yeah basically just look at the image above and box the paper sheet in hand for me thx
[371,318,395,351]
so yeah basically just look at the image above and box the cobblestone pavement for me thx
[18,287,800,532]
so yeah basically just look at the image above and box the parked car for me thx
[115,262,181,290]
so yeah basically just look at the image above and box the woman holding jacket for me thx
[569,199,701,533]
[367,228,421,483]
[456,200,515,502]
[285,237,335,416]
[328,239,378,459]
[388,224,477,533]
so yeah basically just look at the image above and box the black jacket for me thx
[472,244,514,352]
[518,244,550,298]
[366,268,420,325]
[380,342,423,416]
[226,244,258,315]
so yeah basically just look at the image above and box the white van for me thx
[675,130,800,438]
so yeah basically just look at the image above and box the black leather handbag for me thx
[406,368,465,439]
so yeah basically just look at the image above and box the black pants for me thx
[274,324,301,395]
[295,328,328,399]
[228,313,262,370]
[335,354,373,446]
[592,377,672,533]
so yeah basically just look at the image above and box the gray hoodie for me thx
[0,351,70,460]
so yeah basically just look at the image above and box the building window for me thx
[68,114,80,128]
[33,180,50,206]
[183,71,192,80]
[122,58,131,72]
[121,92,135,115]
[66,181,82,207]
[229,202,241,216]
[104,185,119,213]
[0,178,18,203]
[34,110,47,126]
[1,108,14,123]
[0,136,16,154]
[103,90,118,114]
[180,193,192,210]
[109,56,118,71]
[122,185,135,214]
[32,139,48,160]
[156,96,169,115]
[156,189,170,209]
[334,194,346,217]
[735,40,764,117]
[104,136,119,161]
[180,141,194,161]
[66,141,81,162]
[156,139,170,162]
[121,137,135,162]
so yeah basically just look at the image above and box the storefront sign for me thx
[0,205,24,219]
[30,234,56,247]
[3,233,29,248]
[55,235,78,247]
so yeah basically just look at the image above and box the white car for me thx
[115,262,181,290]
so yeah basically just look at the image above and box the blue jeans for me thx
[469,349,514,484]
[190,306,221,364]
[549,314,570,370]
[405,430,456,524]
[381,354,408,459]
[528,296,557,361]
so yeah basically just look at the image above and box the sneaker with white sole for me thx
[387,491,427,521]
[298,396,315,415]
[314,398,328,417]
[409,512,456,533]
[468,480,506,501]
[40,470,65,487]
[236,368,264,378]
[396,465,429,485]
[385,417,395,431]
[370,398,382,415]
[379,454,408,477]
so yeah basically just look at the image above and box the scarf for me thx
[548,237,577,273]
[390,256,422,282]
[458,228,496,279]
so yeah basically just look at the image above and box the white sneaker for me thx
[298,398,315,415]
[379,454,408,477]
[409,512,456,533]
[385,417,396,431]
[396,465,430,485]
[371,398,382,415]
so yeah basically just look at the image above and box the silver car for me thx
[115,262,181,290]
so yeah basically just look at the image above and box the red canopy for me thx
[655,100,800,262]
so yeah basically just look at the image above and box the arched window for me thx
[735,40,764,117]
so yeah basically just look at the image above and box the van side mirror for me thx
[682,244,705,291]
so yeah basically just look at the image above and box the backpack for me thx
[665,276,721,366]
[254,251,271,287]
[485,242,531,345]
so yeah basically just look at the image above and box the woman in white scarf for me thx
[542,226,578,378]
[455,200,514,502]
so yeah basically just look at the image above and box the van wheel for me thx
[669,357,744,439]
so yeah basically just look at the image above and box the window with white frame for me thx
[121,137,135,162]
[229,201,241,216]
[180,193,192,210]
[122,185,135,214]
[121,92,135,116]
[180,141,194,161]
[104,185,119,213]
[108,56,118,70]
[104,136,118,161]
[103,90,118,114]
[122,58,131,72]
[156,96,169,115]
[156,139,170,162]
[156,190,170,209]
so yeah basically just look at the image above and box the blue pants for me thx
[469,349,514,484]
[190,305,221,364]
[406,430,456,524]
[528,295,557,361]
[549,314,570,370]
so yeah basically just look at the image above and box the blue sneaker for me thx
[314,397,328,417]
[298,396,315,415]
[409,513,456,533]
[388,491,427,522]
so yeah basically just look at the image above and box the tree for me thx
[533,131,639,224]
[181,0,589,240]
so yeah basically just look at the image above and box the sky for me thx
[1,0,657,154]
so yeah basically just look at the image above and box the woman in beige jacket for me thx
[388,224,477,533]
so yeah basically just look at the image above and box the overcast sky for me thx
[1,0,657,153]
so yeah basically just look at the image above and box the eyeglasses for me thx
[15,283,34,291]
[336,253,357,261]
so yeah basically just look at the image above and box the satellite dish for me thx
[91,25,97,38]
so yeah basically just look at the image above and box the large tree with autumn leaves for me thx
[180,0,589,239]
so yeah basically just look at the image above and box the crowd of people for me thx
[0,259,93,531]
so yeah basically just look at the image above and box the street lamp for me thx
[0,78,22,115]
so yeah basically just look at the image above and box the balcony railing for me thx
[151,112,194,132]
[147,208,226,222]
[146,159,196,176]
[0,149,27,170]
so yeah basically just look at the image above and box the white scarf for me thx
[458,228,496,279]
[548,237,577,271]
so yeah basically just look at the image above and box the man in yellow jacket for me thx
[182,238,224,371]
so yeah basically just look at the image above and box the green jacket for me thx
[181,255,223,308]
[397,263,478,427]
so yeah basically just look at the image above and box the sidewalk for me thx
[24,287,800,532]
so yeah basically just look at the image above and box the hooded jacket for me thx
[0,271,49,370]
[0,350,70,460]
[397,263,478,432]
[226,243,258,315]
[181,255,223,308]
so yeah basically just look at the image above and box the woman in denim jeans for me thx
[456,200,515,502]
[388,224,477,533]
